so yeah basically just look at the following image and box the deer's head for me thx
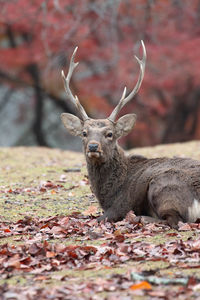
[61,42,146,162]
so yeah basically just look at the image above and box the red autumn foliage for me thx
[0,0,200,147]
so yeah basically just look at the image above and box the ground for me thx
[1,141,200,299]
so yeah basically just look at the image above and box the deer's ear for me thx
[115,114,137,138]
[61,113,83,136]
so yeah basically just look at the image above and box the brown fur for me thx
[61,113,200,228]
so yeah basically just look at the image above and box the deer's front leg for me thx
[97,197,131,222]
[97,209,122,223]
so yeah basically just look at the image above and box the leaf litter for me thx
[1,145,200,299]
[0,211,200,299]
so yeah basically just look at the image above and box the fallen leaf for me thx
[83,206,98,216]
[178,222,191,231]
[34,275,49,281]
[130,281,152,290]
[46,251,56,258]
[148,290,166,297]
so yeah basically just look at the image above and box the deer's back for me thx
[127,155,200,216]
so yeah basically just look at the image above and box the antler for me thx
[61,47,89,121]
[108,40,146,122]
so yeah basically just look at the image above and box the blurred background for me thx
[0,0,200,151]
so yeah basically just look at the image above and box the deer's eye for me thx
[83,131,87,137]
[106,132,113,138]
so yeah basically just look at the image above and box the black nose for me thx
[88,143,99,152]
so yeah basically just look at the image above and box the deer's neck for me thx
[86,145,128,210]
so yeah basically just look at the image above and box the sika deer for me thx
[61,41,200,228]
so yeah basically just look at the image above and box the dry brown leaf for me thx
[83,206,98,216]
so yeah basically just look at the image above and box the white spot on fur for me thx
[87,152,100,158]
[188,199,200,222]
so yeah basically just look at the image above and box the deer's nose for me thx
[88,143,99,152]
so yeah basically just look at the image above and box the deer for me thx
[60,41,200,229]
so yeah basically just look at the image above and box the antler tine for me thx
[61,47,89,121]
[108,40,146,122]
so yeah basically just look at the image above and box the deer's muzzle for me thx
[88,143,99,152]
[87,141,102,158]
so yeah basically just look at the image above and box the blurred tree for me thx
[0,0,200,148]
